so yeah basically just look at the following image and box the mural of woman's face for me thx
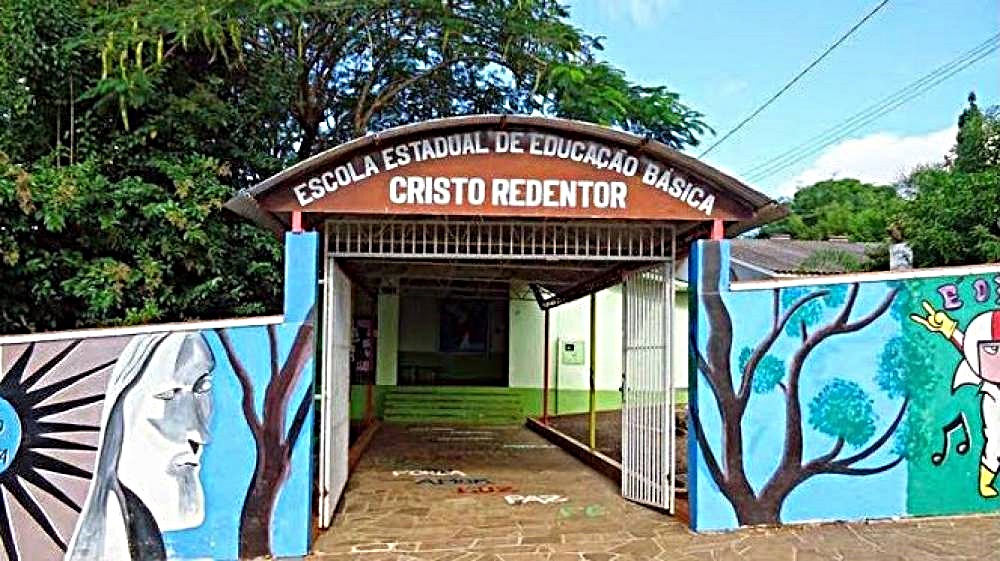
[117,333,214,531]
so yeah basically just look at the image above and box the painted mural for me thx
[0,317,314,560]
[689,240,1000,530]
[0,232,318,560]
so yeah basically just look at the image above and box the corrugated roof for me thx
[730,239,876,274]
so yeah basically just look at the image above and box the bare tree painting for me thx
[215,308,316,559]
[691,243,909,525]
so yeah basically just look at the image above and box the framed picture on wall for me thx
[439,299,489,353]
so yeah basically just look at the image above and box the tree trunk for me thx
[733,498,783,526]
[239,451,291,559]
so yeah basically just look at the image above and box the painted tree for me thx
[214,308,315,559]
[691,243,913,525]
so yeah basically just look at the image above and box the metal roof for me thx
[730,239,876,275]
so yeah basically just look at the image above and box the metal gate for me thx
[318,259,352,527]
[621,260,675,511]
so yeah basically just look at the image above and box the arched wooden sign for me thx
[230,116,780,227]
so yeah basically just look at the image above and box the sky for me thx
[567,0,1000,199]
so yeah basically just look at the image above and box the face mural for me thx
[117,333,214,529]
[65,332,215,561]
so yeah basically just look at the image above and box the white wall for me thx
[508,283,689,390]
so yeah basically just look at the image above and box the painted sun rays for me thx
[0,341,110,560]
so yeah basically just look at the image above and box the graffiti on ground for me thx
[392,469,466,477]
[558,504,607,519]
[417,477,490,486]
[504,495,568,505]
[457,485,516,494]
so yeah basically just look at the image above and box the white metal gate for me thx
[621,261,675,511]
[318,259,352,527]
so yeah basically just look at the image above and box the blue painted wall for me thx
[0,232,319,560]
[689,240,1000,531]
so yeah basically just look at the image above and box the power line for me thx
[743,33,1000,179]
[698,0,891,158]
[744,34,1000,183]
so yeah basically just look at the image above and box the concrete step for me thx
[382,386,524,425]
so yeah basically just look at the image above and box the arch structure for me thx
[226,115,784,238]
[224,115,786,525]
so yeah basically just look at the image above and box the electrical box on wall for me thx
[560,339,586,365]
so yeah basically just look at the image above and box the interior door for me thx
[318,258,352,527]
[621,261,675,512]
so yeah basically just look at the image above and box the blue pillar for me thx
[687,239,730,531]
[283,232,319,323]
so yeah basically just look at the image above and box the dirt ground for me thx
[545,409,688,491]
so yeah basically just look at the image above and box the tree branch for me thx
[833,397,909,468]
[738,289,829,405]
[215,328,262,432]
[283,390,313,461]
[826,456,904,476]
[804,437,844,472]
[356,55,512,135]
[771,284,898,499]
[267,324,279,381]
[261,308,317,448]
[689,402,727,489]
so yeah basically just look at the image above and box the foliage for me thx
[898,167,1000,267]
[953,93,1000,173]
[780,284,847,337]
[738,347,786,394]
[758,179,903,242]
[0,156,282,333]
[0,0,709,333]
[808,378,877,447]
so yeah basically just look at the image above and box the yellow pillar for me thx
[589,293,597,449]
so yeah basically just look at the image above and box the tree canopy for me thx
[758,178,903,243]
[899,94,1000,267]
[0,0,710,334]
[759,93,999,271]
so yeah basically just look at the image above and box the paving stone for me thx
[309,424,1000,561]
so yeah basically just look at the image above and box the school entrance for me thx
[224,115,781,544]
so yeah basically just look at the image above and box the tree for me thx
[758,179,903,242]
[1,0,710,334]
[215,311,315,560]
[954,92,989,173]
[691,243,909,525]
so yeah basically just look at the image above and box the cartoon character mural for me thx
[911,304,1000,498]
[65,332,214,561]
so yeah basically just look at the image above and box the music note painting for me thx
[911,306,1000,498]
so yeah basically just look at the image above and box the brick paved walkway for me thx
[312,424,1000,561]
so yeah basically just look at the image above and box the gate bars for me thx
[621,258,676,512]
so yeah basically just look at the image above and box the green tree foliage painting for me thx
[693,243,915,525]
[0,0,709,334]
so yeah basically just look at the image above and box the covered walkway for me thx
[312,424,1000,561]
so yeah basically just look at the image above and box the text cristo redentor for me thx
[290,130,717,215]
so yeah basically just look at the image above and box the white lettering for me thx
[468,178,486,204]
[389,176,407,203]
[492,178,510,205]
[642,163,659,186]
[293,184,313,206]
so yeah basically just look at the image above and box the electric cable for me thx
[744,35,1000,183]
[698,0,891,157]
[743,33,1000,178]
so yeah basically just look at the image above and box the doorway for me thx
[316,217,679,527]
